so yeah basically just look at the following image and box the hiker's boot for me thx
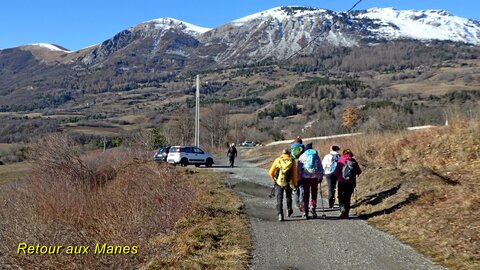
[303,212,309,220]
[278,214,284,222]
[339,212,347,219]
[287,209,293,218]
[311,208,317,219]
[329,198,334,208]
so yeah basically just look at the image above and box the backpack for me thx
[291,145,304,159]
[325,154,340,174]
[342,159,357,182]
[275,157,294,187]
[303,149,320,174]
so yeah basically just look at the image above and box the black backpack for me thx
[342,159,357,182]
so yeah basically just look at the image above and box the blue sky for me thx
[1,0,478,50]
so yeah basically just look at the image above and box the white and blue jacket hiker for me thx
[322,145,341,208]
[297,143,324,219]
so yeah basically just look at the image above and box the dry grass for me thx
[0,162,31,185]
[64,125,124,135]
[146,169,251,270]
[243,119,480,270]
[0,143,12,151]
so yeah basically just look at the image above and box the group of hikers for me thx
[268,137,362,221]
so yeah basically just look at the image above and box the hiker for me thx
[297,143,324,219]
[290,136,305,212]
[322,145,341,208]
[334,149,362,219]
[269,148,298,221]
[227,143,238,168]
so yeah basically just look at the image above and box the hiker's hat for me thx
[343,149,353,156]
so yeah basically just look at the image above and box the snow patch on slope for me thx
[356,8,480,45]
[147,18,211,35]
[233,6,324,25]
[29,43,71,52]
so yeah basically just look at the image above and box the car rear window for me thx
[169,147,178,152]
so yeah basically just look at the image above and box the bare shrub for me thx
[0,134,197,269]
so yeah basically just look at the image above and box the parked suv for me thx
[167,146,214,167]
[153,147,170,162]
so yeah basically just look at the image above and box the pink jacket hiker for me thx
[334,154,362,183]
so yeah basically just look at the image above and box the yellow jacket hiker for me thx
[269,149,298,221]
[269,153,298,188]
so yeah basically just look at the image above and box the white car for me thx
[167,146,214,167]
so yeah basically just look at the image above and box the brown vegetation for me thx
[0,134,197,269]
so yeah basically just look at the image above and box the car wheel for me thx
[205,158,213,167]
[195,164,200,167]
[180,158,188,167]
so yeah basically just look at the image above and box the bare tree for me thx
[166,108,194,145]
[202,104,229,148]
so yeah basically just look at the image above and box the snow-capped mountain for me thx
[1,6,479,100]
[198,6,480,64]
[11,6,480,66]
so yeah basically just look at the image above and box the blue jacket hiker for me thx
[297,143,324,219]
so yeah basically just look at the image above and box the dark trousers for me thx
[302,178,318,211]
[338,182,355,215]
[325,174,338,206]
[275,184,293,216]
[229,156,235,167]
[294,181,304,210]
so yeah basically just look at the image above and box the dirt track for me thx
[211,155,445,270]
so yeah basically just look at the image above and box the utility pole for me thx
[195,75,200,147]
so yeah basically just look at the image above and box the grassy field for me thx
[0,143,13,151]
[242,120,480,270]
[0,162,31,185]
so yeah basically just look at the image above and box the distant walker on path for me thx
[227,143,238,168]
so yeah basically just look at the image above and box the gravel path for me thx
[211,155,446,270]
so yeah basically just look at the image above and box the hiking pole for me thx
[319,180,326,219]
[268,185,275,198]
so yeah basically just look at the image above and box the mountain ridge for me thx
[4,6,480,52]
[1,6,480,111]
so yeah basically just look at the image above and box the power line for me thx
[348,0,363,12]
[284,0,364,62]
